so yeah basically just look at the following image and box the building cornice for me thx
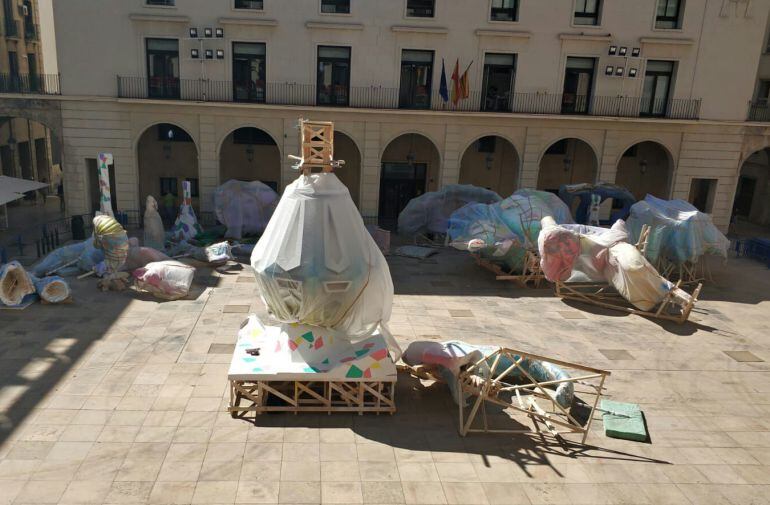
[639,36,695,46]
[475,29,531,39]
[128,13,190,23]
[218,17,278,27]
[305,21,364,30]
[558,32,612,42]
[390,25,448,34]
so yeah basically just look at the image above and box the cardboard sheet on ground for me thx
[397,184,501,236]
[228,316,397,381]
[627,195,729,265]
[448,189,573,272]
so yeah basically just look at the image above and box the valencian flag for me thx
[460,61,473,100]
[439,58,449,103]
[450,59,461,105]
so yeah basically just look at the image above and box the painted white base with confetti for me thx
[228,316,397,416]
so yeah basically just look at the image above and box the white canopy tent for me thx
[0,175,49,229]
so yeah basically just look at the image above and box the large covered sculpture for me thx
[447,189,573,282]
[559,183,636,225]
[170,180,203,242]
[538,217,700,323]
[230,120,398,416]
[397,184,501,236]
[627,195,729,281]
[214,179,279,239]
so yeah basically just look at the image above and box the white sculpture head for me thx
[146,195,158,212]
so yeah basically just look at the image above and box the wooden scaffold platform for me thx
[471,250,546,288]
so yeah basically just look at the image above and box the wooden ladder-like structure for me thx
[290,119,345,175]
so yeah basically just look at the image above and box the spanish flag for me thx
[460,61,473,100]
[450,59,461,105]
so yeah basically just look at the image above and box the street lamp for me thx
[246,145,255,163]
[640,159,648,175]
[485,154,494,170]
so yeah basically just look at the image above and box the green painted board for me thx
[601,399,648,442]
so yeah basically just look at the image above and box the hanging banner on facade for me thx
[97,152,115,217]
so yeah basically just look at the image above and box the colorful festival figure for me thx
[97,152,115,217]
[171,180,203,242]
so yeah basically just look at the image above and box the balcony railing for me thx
[116,76,701,120]
[24,23,37,40]
[3,19,20,38]
[748,100,770,121]
[0,74,61,95]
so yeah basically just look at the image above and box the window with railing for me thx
[146,0,175,5]
[574,0,601,25]
[399,49,433,109]
[321,0,350,13]
[562,57,595,114]
[641,60,674,117]
[146,38,180,99]
[317,46,351,106]
[490,0,518,21]
[655,0,682,29]
[234,0,263,9]
[482,53,516,112]
[406,0,434,17]
[233,42,266,103]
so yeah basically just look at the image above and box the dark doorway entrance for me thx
[733,176,756,218]
[378,162,427,231]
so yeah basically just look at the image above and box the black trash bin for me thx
[71,215,86,240]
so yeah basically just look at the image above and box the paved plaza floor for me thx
[0,246,769,504]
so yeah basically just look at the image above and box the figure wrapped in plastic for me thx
[143,195,166,251]
[214,179,279,239]
[539,217,699,322]
[626,195,729,281]
[93,214,131,291]
[447,189,573,273]
[397,184,501,237]
[170,180,203,242]
[559,183,636,225]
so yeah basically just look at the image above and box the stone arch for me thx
[537,137,599,192]
[616,140,675,200]
[731,147,770,231]
[218,126,281,191]
[333,130,362,208]
[458,134,520,197]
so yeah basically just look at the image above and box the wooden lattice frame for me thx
[229,379,396,416]
[471,250,546,288]
[290,119,345,175]
[457,347,610,444]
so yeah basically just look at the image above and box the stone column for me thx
[360,121,382,217]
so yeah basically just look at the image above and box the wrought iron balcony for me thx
[748,100,770,121]
[116,76,701,120]
[0,74,61,95]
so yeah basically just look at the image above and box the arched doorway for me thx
[732,148,770,235]
[379,133,441,230]
[459,135,519,197]
[616,141,672,200]
[219,127,281,192]
[334,132,361,207]
[137,123,199,224]
[0,116,62,213]
[537,138,597,193]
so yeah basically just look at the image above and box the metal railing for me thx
[24,22,37,40]
[748,100,770,122]
[116,76,701,119]
[0,73,61,95]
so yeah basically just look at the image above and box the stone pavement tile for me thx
[6,441,54,460]
[279,481,321,504]
[283,443,320,462]
[16,424,67,443]
[105,480,154,503]
[210,424,249,443]
[694,464,748,484]
[321,481,363,504]
[521,483,570,505]
[434,462,478,482]
[394,448,433,463]
[157,459,204,481]
[562,483,618,505]
[281,461,321,481]
[143,410,184,427]
[240,461,281,481]
[677,483,732,504]
[285,427,320,443]
[30,460,80,481]
[397,461,440,482]
[245,442,283,462]
[0,459,38,480]
[246,426,285,443]
[149,481,197,504]
[359,461,399,482]
[712,447,761,465]
[192,480,238,503]
[731,464,770,484]
[442,482,489,505]
[59,479,113,504]
[0,479,25,504]
[13,479,69,503]
[58,424,104,442]
[320,428,355,444]
[205,442,247,461]
[321,443,357,462]
[723,350,764,362]
[401,481,447,505]
[640,483,692,505]
[235,480,280,504]
[481,483,531,504]
[357,443,395,462]
[173,426,214,443]
[199,457,243,481]
[660,464,709,484]
[108,410,149,426]
[718,484,769,505]
[362,481,405,504]
[321,461,360,482]
[44,440,93,461]
[98,425,141,443]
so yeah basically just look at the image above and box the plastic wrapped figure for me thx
[397,184,501,236]
[171,180,203,242]
[213,179,279,239]
[144,195,165,251]
[93,214,130,291]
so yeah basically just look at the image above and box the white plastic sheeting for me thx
[627,195,729,265]
[214,180,279,239]
[144,196,166,251]
[397,184,501,236]
[539,219,692,311]
[133,260,196,300]
[251,173,399,356]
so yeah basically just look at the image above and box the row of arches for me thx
[135,123,675,226]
